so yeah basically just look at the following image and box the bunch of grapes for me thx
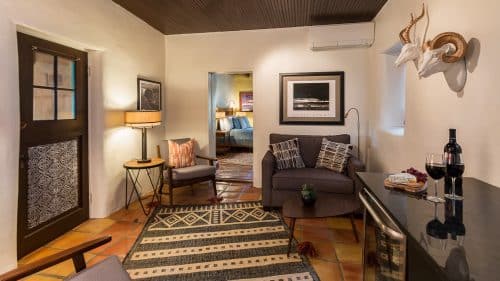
[402,167,428,183]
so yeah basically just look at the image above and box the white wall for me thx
[0,0,165,270]
[165,27,370,187]
[369,0,500,186]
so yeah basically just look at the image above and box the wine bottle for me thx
[444,129,463,196]
[445,198,465,240]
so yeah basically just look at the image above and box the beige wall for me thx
[369,0,500,186]
[0,0,165,270]
[165,27,371,187]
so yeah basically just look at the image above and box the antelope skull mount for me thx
[394,5,425,67]
[395,5,469,92]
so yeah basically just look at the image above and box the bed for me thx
[218,116,253,148]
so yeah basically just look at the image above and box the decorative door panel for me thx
[27,139,79,229]
[17,33,88,258]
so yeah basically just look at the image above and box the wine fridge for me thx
[360,188,407,281]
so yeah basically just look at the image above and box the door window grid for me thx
[33,50,76,121]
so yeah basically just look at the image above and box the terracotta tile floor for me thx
[18,182,363,281]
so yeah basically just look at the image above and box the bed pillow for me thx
[315,138,352,173]
[219,117,233,131]
[232,117,242,129]
[269,138,305,170]
[238,116,251,129]
[168,139,196,168]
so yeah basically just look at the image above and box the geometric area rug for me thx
[123,202,319,280]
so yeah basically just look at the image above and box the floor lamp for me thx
[344,107,360,159]
[125,111,162,163]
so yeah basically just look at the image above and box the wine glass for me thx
[426,201,447,249]
[445,152,465,200]
[425,153,446,203]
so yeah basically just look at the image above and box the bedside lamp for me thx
[124,110,161,163]
[344,107,360,159]
[215,111,226,119]
[215,111,226,131]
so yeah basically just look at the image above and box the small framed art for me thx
[137,78,161,111]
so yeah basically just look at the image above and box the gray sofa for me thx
[262,134,365,209]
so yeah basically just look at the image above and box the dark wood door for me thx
[17,33,89,258]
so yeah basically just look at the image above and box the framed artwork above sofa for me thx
[279,72,345,125]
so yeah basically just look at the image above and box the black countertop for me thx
[357,172,500,281]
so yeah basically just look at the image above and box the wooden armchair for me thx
[157,138,218,205]
[0,236,131,281]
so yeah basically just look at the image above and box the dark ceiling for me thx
[112,0,387,35]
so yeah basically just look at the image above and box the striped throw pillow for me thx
[269,138,305,170]
[315,138,352,173]
[168,139,196,168]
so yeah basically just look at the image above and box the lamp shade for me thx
[124,111,161,128]
[215,111,226,119]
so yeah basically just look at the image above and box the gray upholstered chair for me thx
[0,236,131,281]
[262,134,366,210]
[157,138,218,205]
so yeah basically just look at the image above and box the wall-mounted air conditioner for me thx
[308,22,375,51]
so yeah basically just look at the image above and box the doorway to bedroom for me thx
[209,72,253,184]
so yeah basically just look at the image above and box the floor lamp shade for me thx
[124,111,162,163]
[124,111,161,128]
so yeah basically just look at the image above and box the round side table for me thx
[123,158,165,215]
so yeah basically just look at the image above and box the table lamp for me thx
[215,111,226,130]
[215,111,226,119]
[344,107,360,159]
[124,110,161,163]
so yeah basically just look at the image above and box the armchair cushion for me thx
[272,168,354,194]
[164,165,216,181]
[168,139,196,168]
[65,256,131,281]
[315,138,352,173]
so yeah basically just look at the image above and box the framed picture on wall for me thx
[137,78,161,111]
[279,71,344,125]
[239,91,253,112]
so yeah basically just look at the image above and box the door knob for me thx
[21,121,27,130]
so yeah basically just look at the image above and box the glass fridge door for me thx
[361,189,407,281]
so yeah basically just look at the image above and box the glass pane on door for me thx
[26,139,79,229]
[57,90,75,120]
[57,57,75,89]
[33,88,55,120]
[33,52,54,87]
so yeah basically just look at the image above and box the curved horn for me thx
[399,4,426,44]
[429,32,468,63]
[399,14,414,44]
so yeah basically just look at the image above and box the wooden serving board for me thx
[384,179,427,193]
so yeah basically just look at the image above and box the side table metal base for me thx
[124,160,164,216]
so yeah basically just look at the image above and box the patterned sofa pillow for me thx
[315,138,352,173]
[269,138,305,170]
[168,139,196,168]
